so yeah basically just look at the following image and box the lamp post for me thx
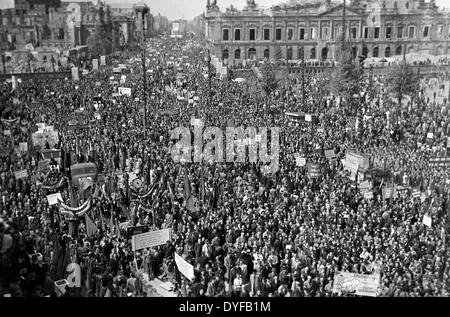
[134,2,149,138]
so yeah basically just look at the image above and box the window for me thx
[310,47,316,59]
[248,48,256,60]
[249,28,255,41]
[223,49,229,59]
[287,28,293,40]
[409,26,415,38]
[235,49,241,59]
[363,27,369,39]
[385,46,391,58]
[275,28,282,40]
[397,26,403,38]
[298,47,304,60]
[423,26,429,38]
[287,48,293,60]
[310,28,316,39]
[264,48,270,59]
[374,27,380,39]
[351,27,357,39]
[234,29,241,41]
[437,25,443,38]
[406,2,409,9]
[373,47,379,57]
[396,46,402,55]
[299,28,305,40]
[362,46,368,57]
[264,28,270,40]
[222,29,229,41]
[322,27,328,39]
[386,26,392,39]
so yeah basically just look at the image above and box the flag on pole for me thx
[85,213,98,237]
[99,208,105,231]
[183,168,195,211]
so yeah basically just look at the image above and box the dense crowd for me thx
[0,36,449,298]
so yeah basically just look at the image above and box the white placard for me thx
[296,157,306,167]
[47,193,62,206]
[174,252,195,281]
[131,228,171,251]
[332,271,380,297]
[3,130,11,136]
[305,114,312,122]
[19,142,28,152]
[190,118,203,126]
[92,59,98,71]
[427,132,434,139]
[118,87,131,96]
[100,55,106,66]
[255,134,261,142]
[422,214,432,227]
[14,169,28,179]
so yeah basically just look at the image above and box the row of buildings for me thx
[205,0,450,64]
[0,0,171,72]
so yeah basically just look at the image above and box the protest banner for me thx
[296,157,306,167]
[324,149,336,159]
[346,150,370,170]
[3,130,11,136]
[100,55,106,66]
[118,87,131,96]
[307,163,322,178]
[427,132,434,139]
[19,142,28,152]
[174,252,195,281]
[120,75,126,84]
[411,189,421,199]
[429,157,450,168]
[38,159,51,171]
[131,228,171,251]
[32,130,59,149]
[47,193,63,205]
[363,191,373,200]
[92,59,98,71]
[422,214,432,227]
[113,67,121,73]
[14,169,28,179]
[332,271,380,297]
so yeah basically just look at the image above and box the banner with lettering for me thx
[131,228,171,251]
[174,252,195,281]
[332,271,380,297]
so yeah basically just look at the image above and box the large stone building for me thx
[205,0,450,65]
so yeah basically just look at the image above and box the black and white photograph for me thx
[0,0,449,309]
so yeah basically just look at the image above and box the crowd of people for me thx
[0,35,449,298]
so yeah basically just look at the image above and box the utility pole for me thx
[208,48,212,107]
[134,4,149,138]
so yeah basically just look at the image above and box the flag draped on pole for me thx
[183,168,195,211]
[85,212,98,237]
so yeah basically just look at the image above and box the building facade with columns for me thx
[205,0,450,65]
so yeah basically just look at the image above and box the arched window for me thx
[352,46,357,59]
[373,46,379,58]
[321,47,328,60]
[248,48,257,60]
[362,46,368,57]
[235,49,241,59]
[405,2,409,9]
[264,48,270,59]
[395,46,402,55]
[222,49,229,60]
[310,47,316,59]
[287,47,293,60]
[385,46,391,58]
[298,47,304,60]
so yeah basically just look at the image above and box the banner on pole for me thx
[332,271,380,297]
[14,169,28,179]
[174,252,195,281]
[71,67,79,81]
[131,228,171,251]
[118,87,131,96]
[47,193,63,205]
[92,59,98,71]
[100,55,106,66]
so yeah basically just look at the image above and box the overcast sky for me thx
[102,0,450,20]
